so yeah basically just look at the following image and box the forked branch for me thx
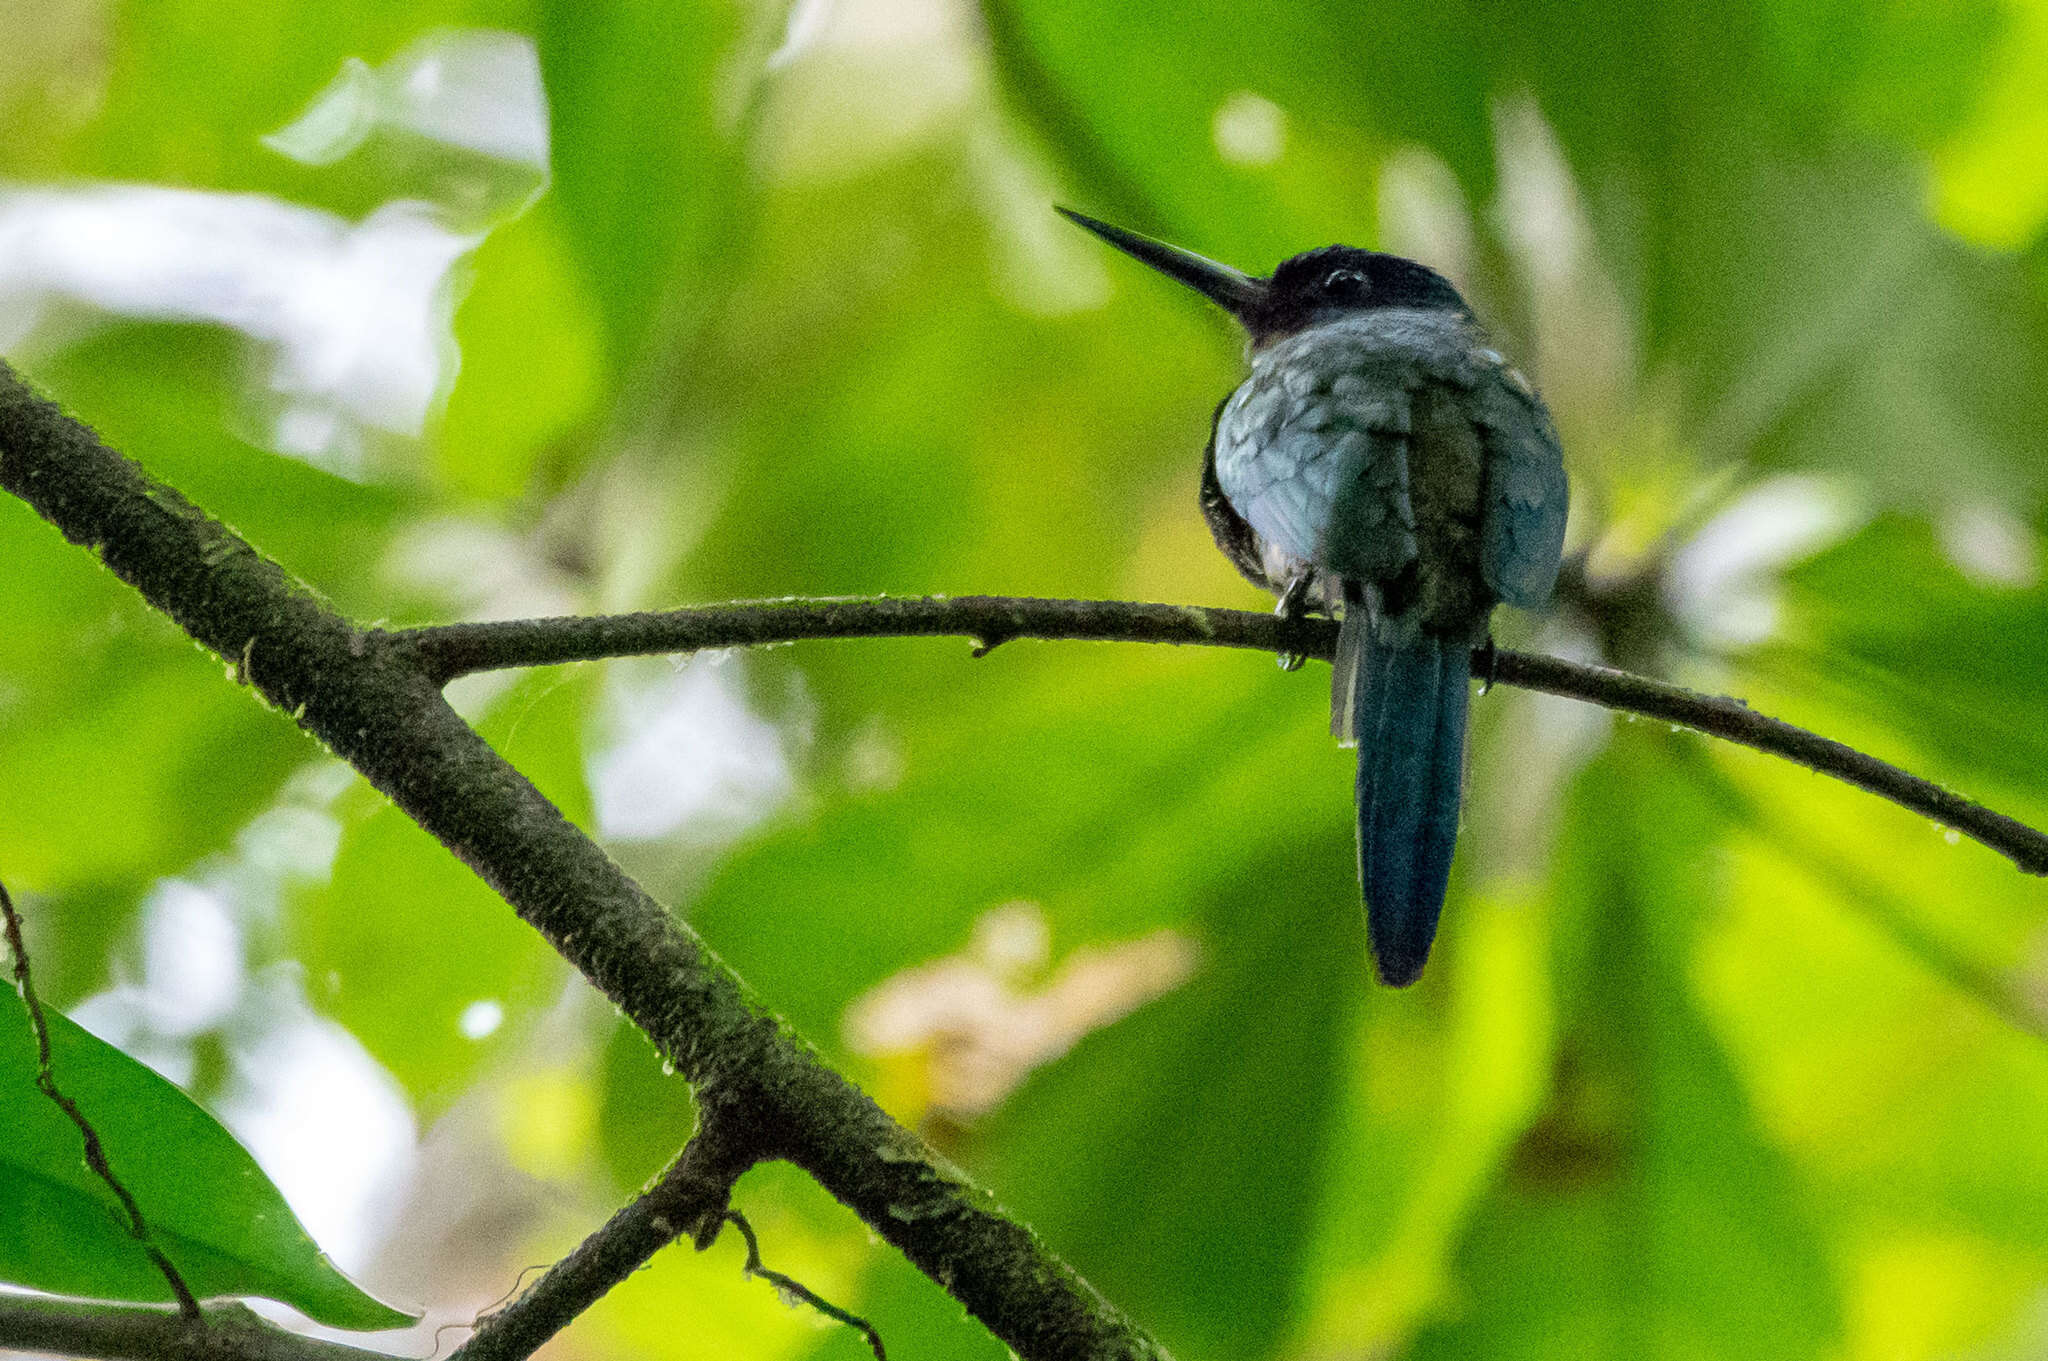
[4,356,2045,1361]
[0,363,1171,1361]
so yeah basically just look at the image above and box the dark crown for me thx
[1245,246,1472,344]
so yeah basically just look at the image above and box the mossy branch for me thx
[4,355,2044,1361]
[0,362,1172,1361]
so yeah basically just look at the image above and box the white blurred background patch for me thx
[0,29,547,478]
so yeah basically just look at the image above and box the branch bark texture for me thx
[0,367,1170,1361]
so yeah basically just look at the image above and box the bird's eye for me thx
[1321,268,1369,300]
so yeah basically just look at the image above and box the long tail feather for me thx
[1351,629,1469,986]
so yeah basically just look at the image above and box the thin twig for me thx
[389,596,2048,879]
[451,1127,751,1361]
[1,879,202,1318]
[391,595,1297,682]
[722,1210,887,1361]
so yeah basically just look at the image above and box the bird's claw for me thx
[1475,636,1499,693]
[1274,573,1313,672]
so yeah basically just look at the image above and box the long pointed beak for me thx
[1057,207,1267,320]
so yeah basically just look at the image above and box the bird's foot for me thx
[1274,574,1315,672]
[1474,635,1499,694]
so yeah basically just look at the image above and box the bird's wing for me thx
[1213,332,1423,585]
[1470,359,1569,609]
[1200,401,1278,593]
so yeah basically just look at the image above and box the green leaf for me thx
[683,647,1323,1042]
[0,514,313,905]
[535,0,757,370]
[973,824,1363,1361]
[985,0,1486,259]
[437,200,607,501]
[1734,222,2048,508]
[0,331,393,920]
[55,0,534,210]
[1690,743,2048,1258]
[596,1016,698,1194]
[0,988,411,1328]
[26,326,412,618]
[1772,514,2048,804]
[1291,876,1557,1352]
[1411,731,1840,1360]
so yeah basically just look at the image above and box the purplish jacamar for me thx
[1061,208,1569,986]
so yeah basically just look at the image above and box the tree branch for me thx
[452,1120,749,1361]
[0,1298,393,1361]
[395,595,1304,683]
[0,363,1172,1361]
[391,599,2048,878]
[6,350,2046,1360]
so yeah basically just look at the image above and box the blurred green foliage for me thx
[3,0,2047,1357]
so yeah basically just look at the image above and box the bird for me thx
[1059,207,1568,986]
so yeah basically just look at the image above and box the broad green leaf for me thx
[1292,879,1556,1352]
[682,165,1240,603]
[1934,2,2048,248]
[0,494,311,914]
[984,0,1485,259]
[1692,744,2048,1246]
[1769,514,2048,804]
[0,988,411,1328]
[26,326,413,615]
[0,334,394,919]
[972,823,1362,1361]
[67,1,533,209]
[1409,732,1840,1360]
[437,200,607,501]
[1677,734,2048,1357]
[682,645,1329,1044]
[665,142,1256,747]
[0,641,306,891]
[1732,221,2048,508]
[534,0,756,371]
[596,1017,698,1194]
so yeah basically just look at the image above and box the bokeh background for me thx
[4,0,2048,1357]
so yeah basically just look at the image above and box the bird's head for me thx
[1056,207,1472,347]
